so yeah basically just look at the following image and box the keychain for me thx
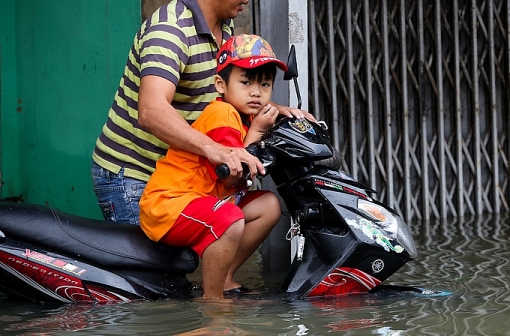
[286,218,306,261]
[296,234,305,261]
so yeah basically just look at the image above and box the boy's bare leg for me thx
[201,219,244,299]
[224,192,281,291]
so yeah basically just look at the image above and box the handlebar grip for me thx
[215,164,230,179]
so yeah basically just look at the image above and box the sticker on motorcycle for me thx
[314,178,369,199]
[308,267,382,297]
[345,217,404,253]
[289,118,316,135]
[23,249,87,276]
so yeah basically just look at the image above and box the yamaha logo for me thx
[372,259,384,273]
[218,50,228,64]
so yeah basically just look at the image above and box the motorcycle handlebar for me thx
[215,141,275,181]
[215,163,250,179]
[215,163,253,188]
[215,164,231,179]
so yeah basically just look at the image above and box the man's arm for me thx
[138,75,264,177]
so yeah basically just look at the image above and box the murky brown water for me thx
[1,214,509,335]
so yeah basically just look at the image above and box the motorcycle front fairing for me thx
[259,118,416,299]
[279,168,417,299]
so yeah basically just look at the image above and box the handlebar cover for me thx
[215,164,230,179]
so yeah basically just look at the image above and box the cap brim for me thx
[233,57,288,72]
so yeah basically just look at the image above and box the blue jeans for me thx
[91,161,146,225]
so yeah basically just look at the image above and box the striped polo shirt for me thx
[92,0,234,182]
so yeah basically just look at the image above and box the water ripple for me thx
[1,214,510,335]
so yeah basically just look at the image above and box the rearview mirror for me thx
[284,45,298,80]
[283,45,301,109]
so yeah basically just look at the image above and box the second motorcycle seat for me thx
[0,203,199,274]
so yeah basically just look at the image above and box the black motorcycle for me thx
[0,47,417,303]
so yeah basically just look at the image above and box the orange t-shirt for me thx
[140,100,248,242]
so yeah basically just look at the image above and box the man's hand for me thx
[206,143,265,179]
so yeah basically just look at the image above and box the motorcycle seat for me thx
[0,203,198,274]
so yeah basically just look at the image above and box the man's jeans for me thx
[91,161,146,225]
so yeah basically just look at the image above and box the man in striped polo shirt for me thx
[91,0,309,225]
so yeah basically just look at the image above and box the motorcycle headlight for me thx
[358,199,418,259]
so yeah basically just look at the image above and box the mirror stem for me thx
[293,77,302,110]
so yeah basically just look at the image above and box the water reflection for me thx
[389,214,510,336]
[0,214,509,335]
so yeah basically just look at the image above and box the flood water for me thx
[1,213,510,335]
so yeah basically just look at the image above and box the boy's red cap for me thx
[216,34,288,73]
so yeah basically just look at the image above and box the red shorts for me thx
[160,190,269,257]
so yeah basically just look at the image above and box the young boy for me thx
[139,34,288,301]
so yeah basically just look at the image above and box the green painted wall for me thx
[0,1,21,202]
[0,0,141,218]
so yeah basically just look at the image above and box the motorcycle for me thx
[0,46,418,303]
